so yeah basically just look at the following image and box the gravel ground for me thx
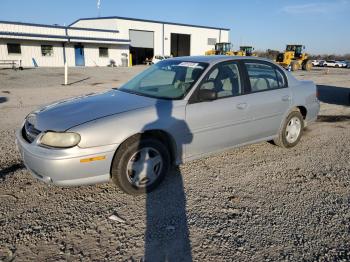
[0,66,350,262]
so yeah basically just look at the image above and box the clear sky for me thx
[1,0,349,54]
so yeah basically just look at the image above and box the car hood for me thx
[32,90,156,132]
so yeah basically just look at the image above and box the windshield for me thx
[118,60,208,99]
[295,46,302,55]
[241,47,253,54]
[286,45,302,54]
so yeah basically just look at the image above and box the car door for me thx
[240,60,291,140]
[185,61,253,159]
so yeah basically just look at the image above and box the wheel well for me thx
[296,106,307,119]
[120,130,177,164]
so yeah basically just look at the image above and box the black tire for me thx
[302,60,312,71]
[335,64,339,68]
[111,137,170,195]
[273,110,304,148]
[290,61,299,71]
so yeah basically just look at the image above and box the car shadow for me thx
[317,115,350,123]
[317,85,350,106]
[136,100,193,261]
[0,163,25,180]
[144,166,192,261]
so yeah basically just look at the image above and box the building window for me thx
[208,38,217,45]
[41,45,54,56]
[99,47,109,57]
[7,43,21,54]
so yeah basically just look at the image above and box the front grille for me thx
[22,120,41,143]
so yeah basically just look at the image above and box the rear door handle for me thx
[236,103,248,110]
[282,95,291,102]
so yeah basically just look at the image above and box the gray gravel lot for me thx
[0,66,350,261]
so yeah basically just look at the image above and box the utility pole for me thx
[62,42,68,86]
[97,0,101,17]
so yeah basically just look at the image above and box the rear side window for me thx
[245,62,286,92]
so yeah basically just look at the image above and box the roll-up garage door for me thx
[129,30,154,65]
[129,30,154,48]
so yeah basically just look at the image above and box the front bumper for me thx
[15,128,119,186]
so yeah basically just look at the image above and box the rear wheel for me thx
[111,137,170,195]
[273,110,304,148]
[302,60,312,71]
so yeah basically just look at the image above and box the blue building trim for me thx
[69,16,230,31]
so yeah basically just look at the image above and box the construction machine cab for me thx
[215,42,232,55]
[286,45,304,58]
[240,46,254,56]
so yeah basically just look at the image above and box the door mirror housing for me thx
[198,89,217,102]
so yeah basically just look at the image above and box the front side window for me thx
[295,46,302,55]
[7,43,21,54]
[41,45,54,56]
[118,60,208,99]
[200,62,242,98]
[99,47,108,57]
[245,62,282,92]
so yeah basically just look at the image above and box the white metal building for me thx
[0,21,130,67]
[0,16,230,67]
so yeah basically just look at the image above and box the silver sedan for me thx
[16,56,320,195]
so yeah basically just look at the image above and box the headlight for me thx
[26,113,37,126]
[40,132,81,148]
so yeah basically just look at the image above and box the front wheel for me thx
[273,110,304,148]
[111,137,171,195]
[290,61,300,71]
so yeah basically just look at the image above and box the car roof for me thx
[170,55,274,65]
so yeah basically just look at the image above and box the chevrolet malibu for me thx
[16,56,320,195]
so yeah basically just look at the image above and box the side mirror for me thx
[198,89,217,102]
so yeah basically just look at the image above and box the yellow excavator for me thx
[276,45,312,71]
[205,43,255,56]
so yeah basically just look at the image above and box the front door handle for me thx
[236,103,248,110]
[282,95,291,102]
